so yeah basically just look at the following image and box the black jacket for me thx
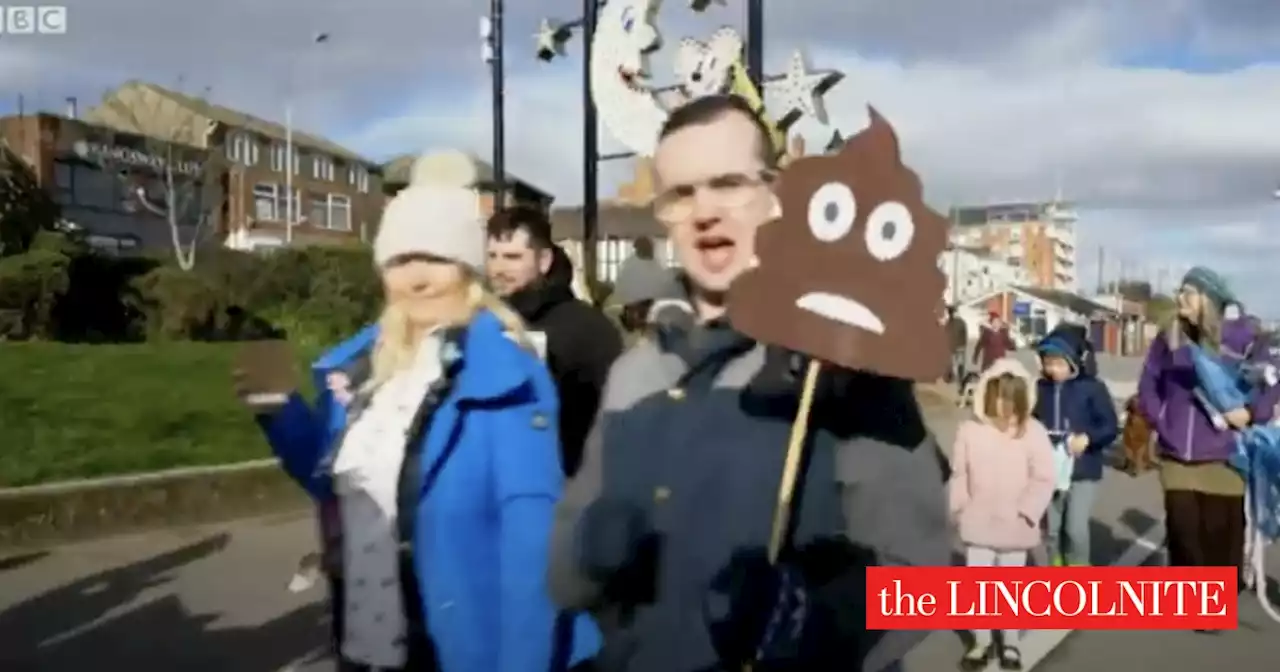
[508,251,623,477]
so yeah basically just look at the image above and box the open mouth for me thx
[618,66,650,93]
[795,292,885,334]
[694,235,735,272]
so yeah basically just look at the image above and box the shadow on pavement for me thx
[0,533,329,672]
[1088,507,1159,566]
[0,550,50,573]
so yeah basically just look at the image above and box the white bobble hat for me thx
[374,150,487,269]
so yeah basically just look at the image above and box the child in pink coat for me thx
[949,357,1057,672]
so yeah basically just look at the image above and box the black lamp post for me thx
[582,0,600,286]
[745,0,764,93]
[482,0,507,212]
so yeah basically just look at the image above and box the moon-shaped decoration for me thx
[590,0,842,158]
[589,0,670,158]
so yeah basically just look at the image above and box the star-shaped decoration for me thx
[773,50,842,126]
[824,130,845,153]
[535,18,568,61]
[689,0,727,11]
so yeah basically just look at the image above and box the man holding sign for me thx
[547,94,951,671]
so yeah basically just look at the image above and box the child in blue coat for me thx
[1034,334,1119,566]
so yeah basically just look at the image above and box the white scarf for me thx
[333,333,444,516]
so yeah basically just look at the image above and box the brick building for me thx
[83,80,385,251]
[0,110,214,254]
[949,201,1079,292]
[381,152,554,217]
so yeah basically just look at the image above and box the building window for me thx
[226,133,259,166]
[328,194,351,230]
[253,183,278,221]
[308,192,329,228]
[255,183,301,221]
[270,144,287,172]
[312,155,334,181]
[348,166,370,193]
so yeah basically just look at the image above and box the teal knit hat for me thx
[1181,266,1235,310]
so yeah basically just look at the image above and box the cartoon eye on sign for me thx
[727,107,950,381]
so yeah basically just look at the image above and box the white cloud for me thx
[346,47,1280,314]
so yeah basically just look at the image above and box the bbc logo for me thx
[0,6,67,34]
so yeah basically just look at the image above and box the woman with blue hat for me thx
[1134,266,1279,587]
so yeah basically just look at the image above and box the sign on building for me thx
[72,140,203,177]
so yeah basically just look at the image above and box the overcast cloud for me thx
[2,0,1279,314]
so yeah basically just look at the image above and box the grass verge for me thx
[0,341,316,487]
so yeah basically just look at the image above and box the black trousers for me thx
[1164,489,1244,571]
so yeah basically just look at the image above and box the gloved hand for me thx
[575,498,651,582]
[704,549,810,667]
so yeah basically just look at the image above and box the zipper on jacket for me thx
[1053,383,1063,432]
[1184,403,1195,462]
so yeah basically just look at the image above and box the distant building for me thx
[962,285,1146,355]
[939,245,1034,305]
[83,80,385,251]
[0,110,215,255]
[381,153,554,217]
[549,157,675,284]
[949,200,1079,292]
[551,203,670,283]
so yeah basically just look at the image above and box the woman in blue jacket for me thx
[234,151,599,672]
[1034,334,1119,566]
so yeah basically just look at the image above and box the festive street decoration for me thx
[582,0,843,158]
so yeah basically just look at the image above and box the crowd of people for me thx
[229,91,1278,672]
[946,266,1278,667]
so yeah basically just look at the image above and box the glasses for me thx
[652,170,775,225]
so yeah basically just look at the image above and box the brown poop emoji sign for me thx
[727,107,949,381]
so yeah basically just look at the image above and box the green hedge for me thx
[0,341,318,487]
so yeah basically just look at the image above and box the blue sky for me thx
[2,0,1279,315]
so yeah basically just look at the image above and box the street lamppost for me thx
[284,31,330,245]
[482,1,506,211]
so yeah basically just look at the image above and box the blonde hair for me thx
[1165,296,1222,353]
[982,373,1030,438]
[365,274,530,391]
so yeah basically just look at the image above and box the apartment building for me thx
[0,109,215,254]
[83,81,384,251]
[938,244,1034,305]
[948,201,1079,291]
[381,153,554,217]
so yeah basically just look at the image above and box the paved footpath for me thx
[4,364,1273,671]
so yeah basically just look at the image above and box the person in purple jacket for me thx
[1136,266,1280,584]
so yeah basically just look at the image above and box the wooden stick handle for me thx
[746,359,823,672]
[767,359,823,562]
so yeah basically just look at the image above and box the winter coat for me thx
[547,300,951,672]
[1136,321,1280,464]
[508,266,624,478]
[949,358,1057,551]
[1032,338,1119,481]
[257,311,601,672]
[973,325,1015,371]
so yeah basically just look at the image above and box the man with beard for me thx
[487,207,623,478]
[547,94,949,672]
